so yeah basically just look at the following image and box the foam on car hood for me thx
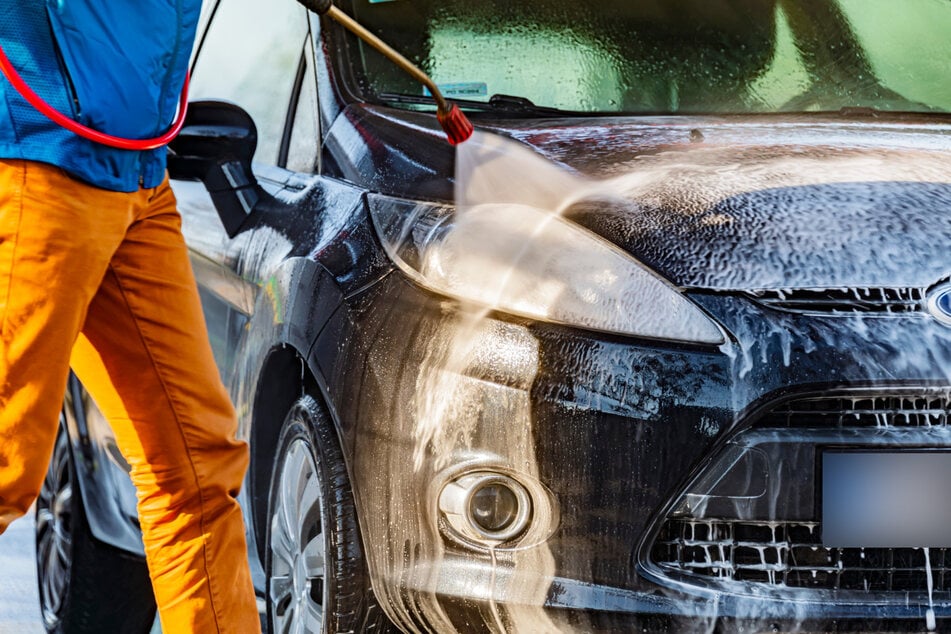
[493,118,951,291]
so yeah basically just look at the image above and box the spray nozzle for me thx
[298,0,473,145]
[437,104,474,146]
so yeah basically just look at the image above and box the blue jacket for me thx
[0,0,201,192]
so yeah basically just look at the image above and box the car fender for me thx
[229,255,346,545]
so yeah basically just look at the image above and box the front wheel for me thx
[265,395,392,634]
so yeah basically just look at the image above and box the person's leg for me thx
[70,179,259,633]
[0,159,127,531]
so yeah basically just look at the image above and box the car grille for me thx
[747,287,926,314]
[647,391,951,595]
[651,519,950,593]
[757,392,951,429]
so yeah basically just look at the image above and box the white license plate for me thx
[822,451,951,548]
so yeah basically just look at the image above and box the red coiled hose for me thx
[0,43,188,151]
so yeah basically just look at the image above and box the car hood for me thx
[337,107,951,291]
[486,117,951,292]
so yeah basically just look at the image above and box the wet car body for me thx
[44,1,951,632]
[300,108,951,631]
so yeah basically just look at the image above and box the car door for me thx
[168,0,374,580]
[171,0,312,386]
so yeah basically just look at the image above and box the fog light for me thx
[439,472,532,544]
[470,481,520,533]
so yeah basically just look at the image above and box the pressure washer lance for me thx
[297,0,474,146]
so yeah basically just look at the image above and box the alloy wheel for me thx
[269,437,327,634]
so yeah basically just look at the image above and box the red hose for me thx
[0,43,188,151]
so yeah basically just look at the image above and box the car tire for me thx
[35,421,157,634]
[265,395,394,634]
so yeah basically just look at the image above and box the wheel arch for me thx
[247,343,332,563]
[239,256,353,563]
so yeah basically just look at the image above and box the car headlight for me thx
[368,194,724,344]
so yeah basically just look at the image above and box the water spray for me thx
[297,0,474,145]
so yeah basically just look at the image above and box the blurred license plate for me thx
[822,451,951,548]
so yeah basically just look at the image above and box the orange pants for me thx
[0,160,260,633]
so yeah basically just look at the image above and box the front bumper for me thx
[319,274,951,632]
[400,555,951,632]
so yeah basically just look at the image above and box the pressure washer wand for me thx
[298,0,474,145]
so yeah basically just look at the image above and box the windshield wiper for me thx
[377,92,574,117]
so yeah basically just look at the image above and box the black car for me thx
[35,0,951,632]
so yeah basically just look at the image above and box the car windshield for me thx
[346,0,951,115]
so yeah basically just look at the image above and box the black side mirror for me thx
[168,101,263,237]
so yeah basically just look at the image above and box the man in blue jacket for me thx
[0,2,260,632]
